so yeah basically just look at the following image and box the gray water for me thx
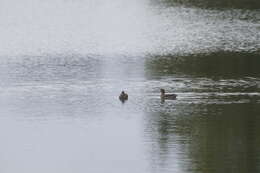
[0,0,260,173]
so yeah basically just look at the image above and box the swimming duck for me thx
[160,89,177,100]
[119,91,128,102]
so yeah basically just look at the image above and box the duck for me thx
[119,91,128,102]
[160,89,177,100]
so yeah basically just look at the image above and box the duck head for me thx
[160,89,165,94]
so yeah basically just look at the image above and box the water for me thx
[0,0,260,173]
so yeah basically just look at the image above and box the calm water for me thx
[0,0,260,173]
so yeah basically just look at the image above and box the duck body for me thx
[119,91,128,102]
[160,89,177,100]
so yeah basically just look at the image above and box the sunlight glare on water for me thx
[0,0,260,173]
[0,0,259,56]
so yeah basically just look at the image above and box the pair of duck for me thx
[119,89,177,102]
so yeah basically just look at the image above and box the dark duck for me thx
[119,91,128,102]
[160,89,177,101]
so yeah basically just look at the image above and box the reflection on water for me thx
[0,0,259,172]
[146,52,260,78]
[0,52,259,173]
[155,0,260,9]
[143,51,260,173]
[144,103,260,173]
[0,0,259,56]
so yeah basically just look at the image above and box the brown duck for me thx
[160,89,177,100]
[119,91,128,102]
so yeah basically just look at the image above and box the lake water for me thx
[0,0,259,173]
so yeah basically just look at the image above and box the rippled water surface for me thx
[0,0,260,173]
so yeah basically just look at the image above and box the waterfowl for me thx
[160,89,177,100]
[119,91,128,102]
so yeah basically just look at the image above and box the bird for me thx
[119,91,128,102]
[160,89,177,100]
